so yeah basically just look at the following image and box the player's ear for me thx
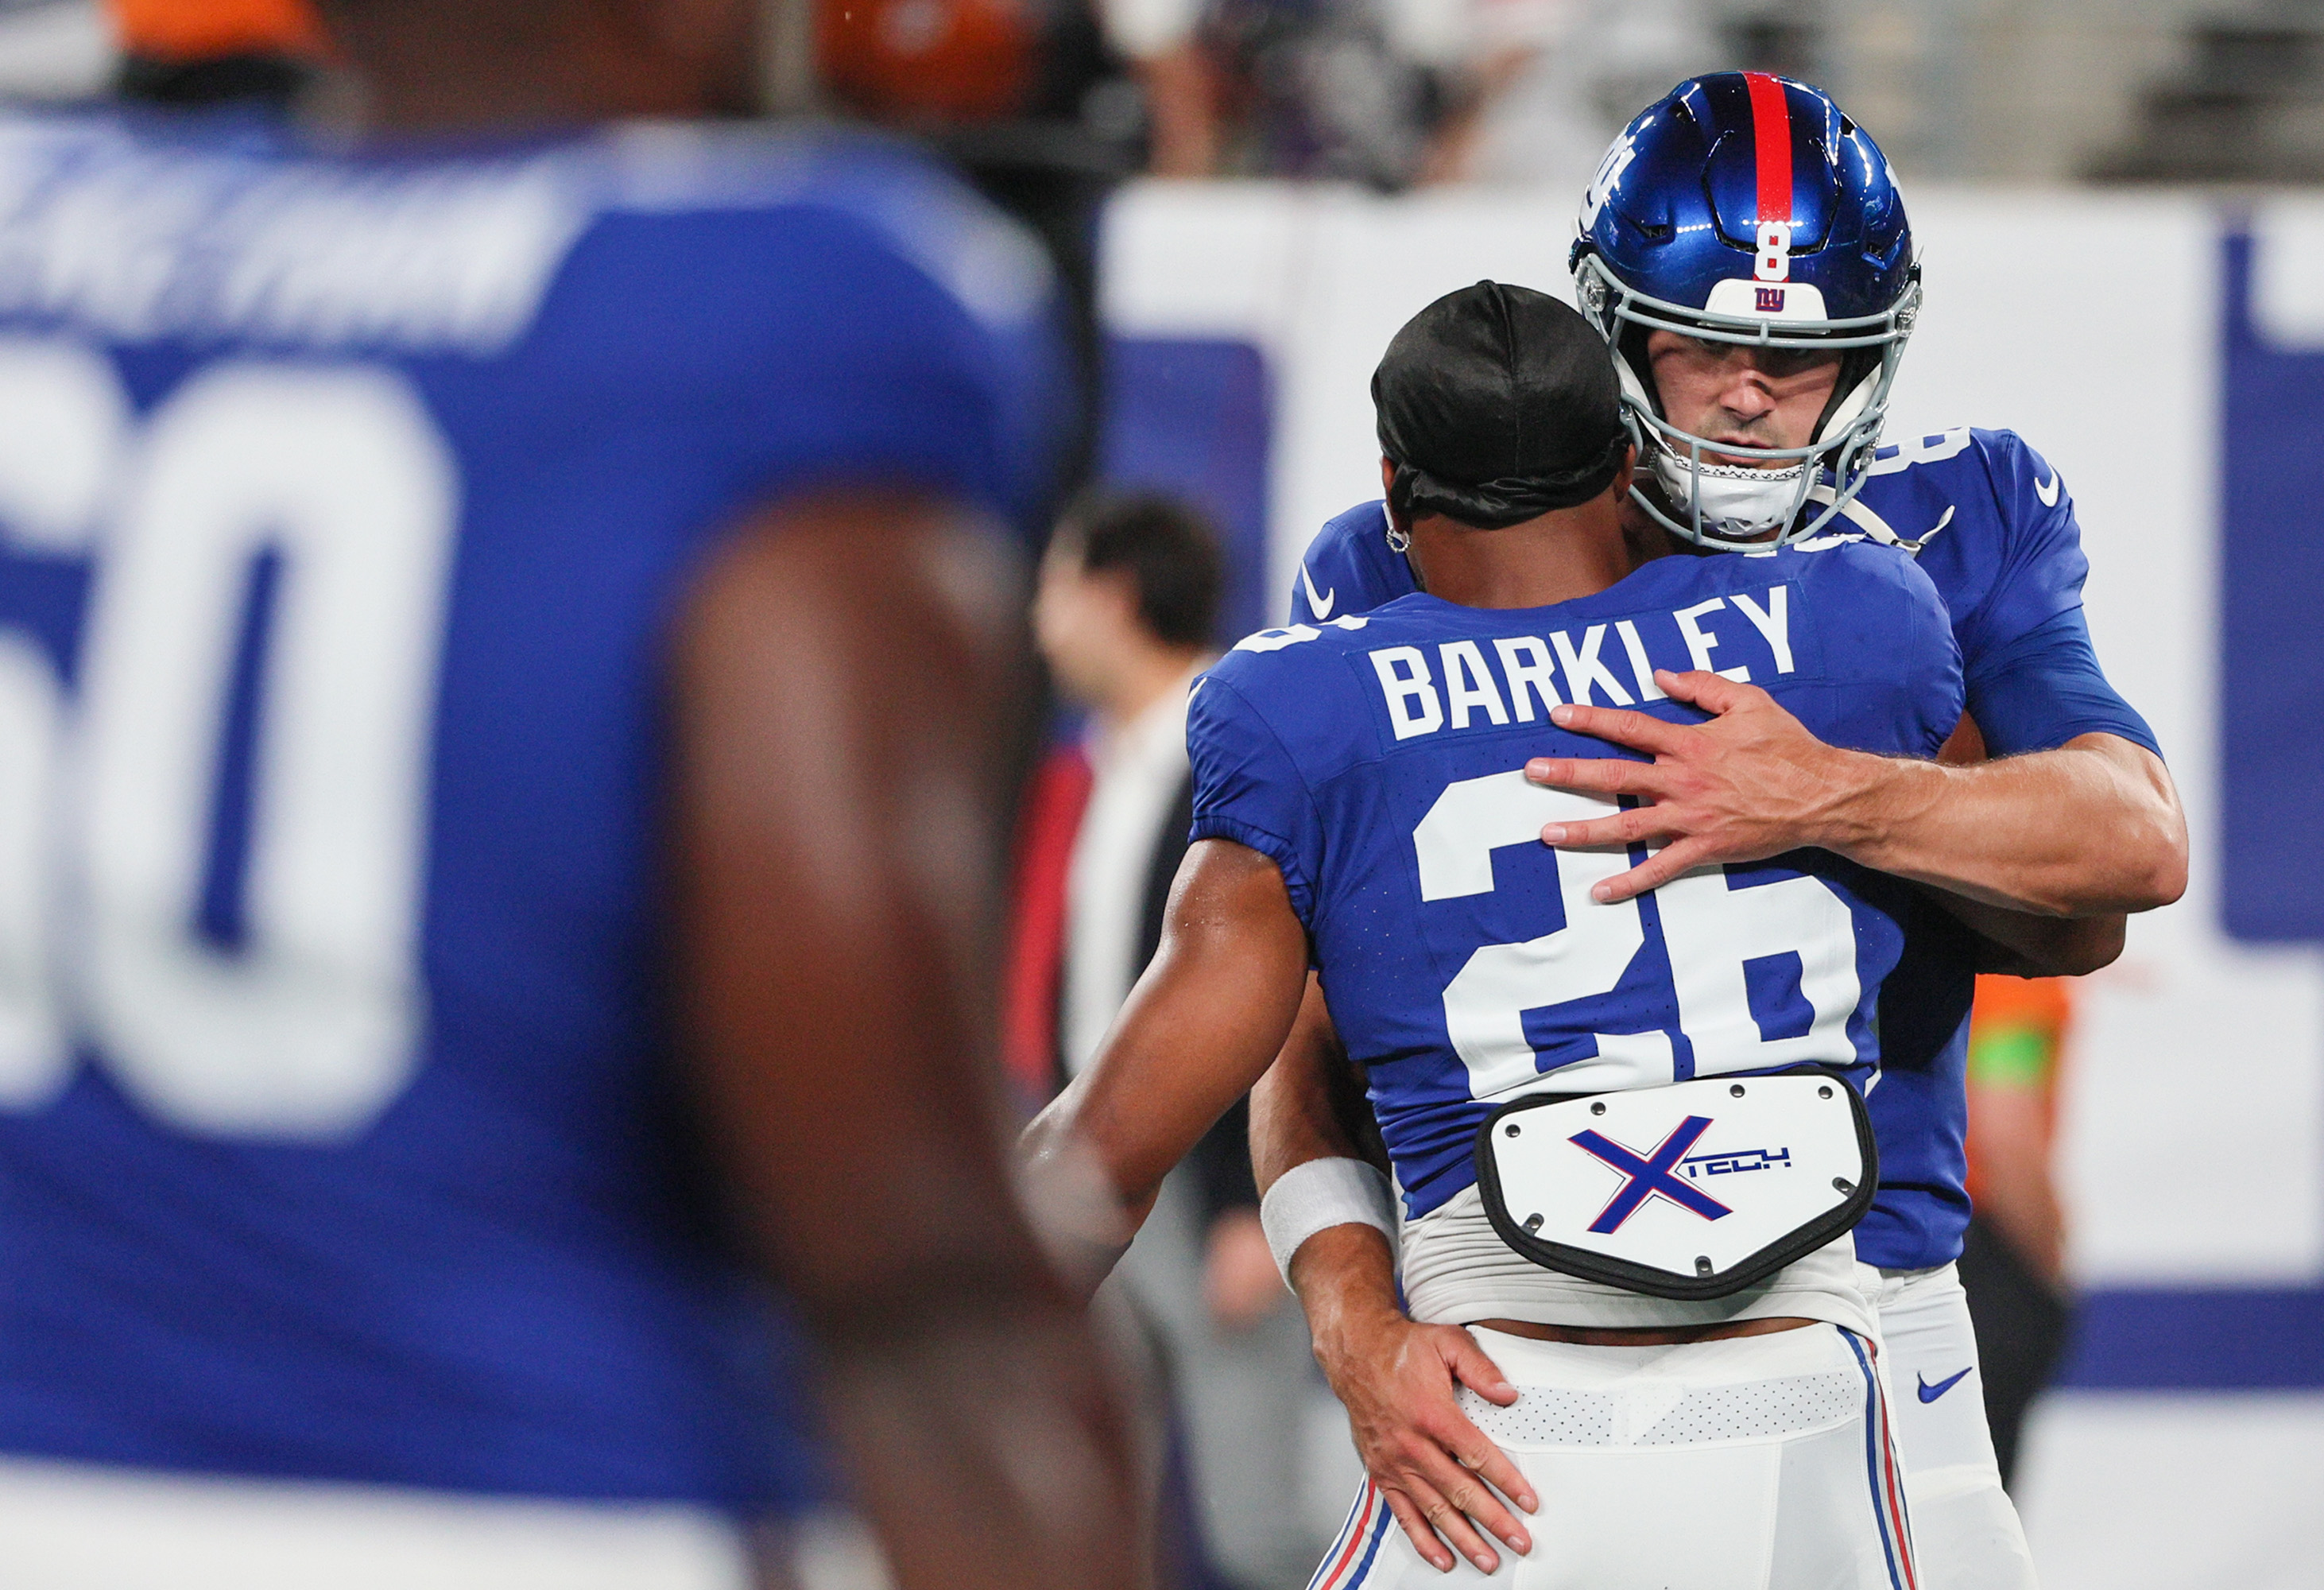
[1380,457,1416,546]
[1613,443,1636,500]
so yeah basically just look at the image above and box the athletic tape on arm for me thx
[1260,1157,1399,1286]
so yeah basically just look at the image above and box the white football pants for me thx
[1867,1262,2041,1590]
[1310,1324,1917,1590]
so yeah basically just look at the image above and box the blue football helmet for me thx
[1570,72,1920,549]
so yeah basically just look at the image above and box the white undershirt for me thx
[1400,1184,1879,1338]
[1060,661,1207,1076]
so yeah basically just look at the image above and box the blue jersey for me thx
[1286,429,2162,1265]
[1198,541,1962,1217]
[0,115,1061,1507]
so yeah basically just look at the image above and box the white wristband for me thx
[1260,1157,1399,1286]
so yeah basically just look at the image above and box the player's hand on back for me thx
[1523,668,1863,903]
[1293,1227,1539,1576]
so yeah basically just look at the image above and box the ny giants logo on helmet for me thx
[1578,132,1637,231]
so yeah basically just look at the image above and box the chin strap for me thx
[1813,359,1882,447]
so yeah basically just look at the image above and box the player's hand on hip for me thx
[1524,669,1857,904]
[1319,1311,1536,1574]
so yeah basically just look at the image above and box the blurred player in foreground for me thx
[1258,72,2183,1588]
[1031,281,1994,1585]
[0,2,1135,1586]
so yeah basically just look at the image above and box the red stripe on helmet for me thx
[1745,71,1793,227]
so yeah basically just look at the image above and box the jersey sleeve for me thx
[574,180,1069,541]
[1287,501,1419,625]
[1894,553,1967,758]
[1805,543,1965,759]
[741,205,1067,532]
[1185,672,1326,929]
[1966,606,2163,759]
[1958,431,2087,657]
[1954,431,2160,758]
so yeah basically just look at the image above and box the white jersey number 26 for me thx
[0,337,454,1138]
[1413,770,1861,1099]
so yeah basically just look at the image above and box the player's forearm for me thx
[1022,840,1313,1278]
[1249,975,1384,1193]
[1290,1222,1408,1381]
[1020,1077,1153,1300]
[1822,733,2187,917]
[1935,894,2126,978]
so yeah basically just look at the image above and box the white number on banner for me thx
[1413,769,1857,1099]
[0,343,456,1138]
[1755,220,1793,282]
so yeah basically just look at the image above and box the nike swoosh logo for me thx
[1917,1367,1973,1403]
[2034,472,2060,508]
[1299,561,1336,619]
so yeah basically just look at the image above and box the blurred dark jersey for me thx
[0,113,1063,1510]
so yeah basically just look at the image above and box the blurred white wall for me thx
[0,0,110,102]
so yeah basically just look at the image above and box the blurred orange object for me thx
[818,0,1037,123]
[110,0,324,61]
[1964,973,2072,1278]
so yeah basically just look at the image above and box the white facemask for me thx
[1646,448,1811,544]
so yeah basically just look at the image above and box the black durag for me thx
[1373,280,1629,529]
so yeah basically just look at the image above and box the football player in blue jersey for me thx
[1029,281,2002,1587]
[1252,73,2184,1589]
[0,2,1134,1587]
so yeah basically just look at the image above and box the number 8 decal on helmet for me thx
[1753,220,1792,282]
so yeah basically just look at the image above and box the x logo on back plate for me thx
[1569,1115,1734,1234]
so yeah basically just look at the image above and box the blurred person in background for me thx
[815,0,1138,503]
[1435,0,1714,185]
[0,1,1139,1586]
[1068,0,1478,187]
[1958,973,2078,1490]
[108,0,317,107]
[1017,491,1323,1590]
[1116,0,1710,189]
[1200,0,1440,188]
